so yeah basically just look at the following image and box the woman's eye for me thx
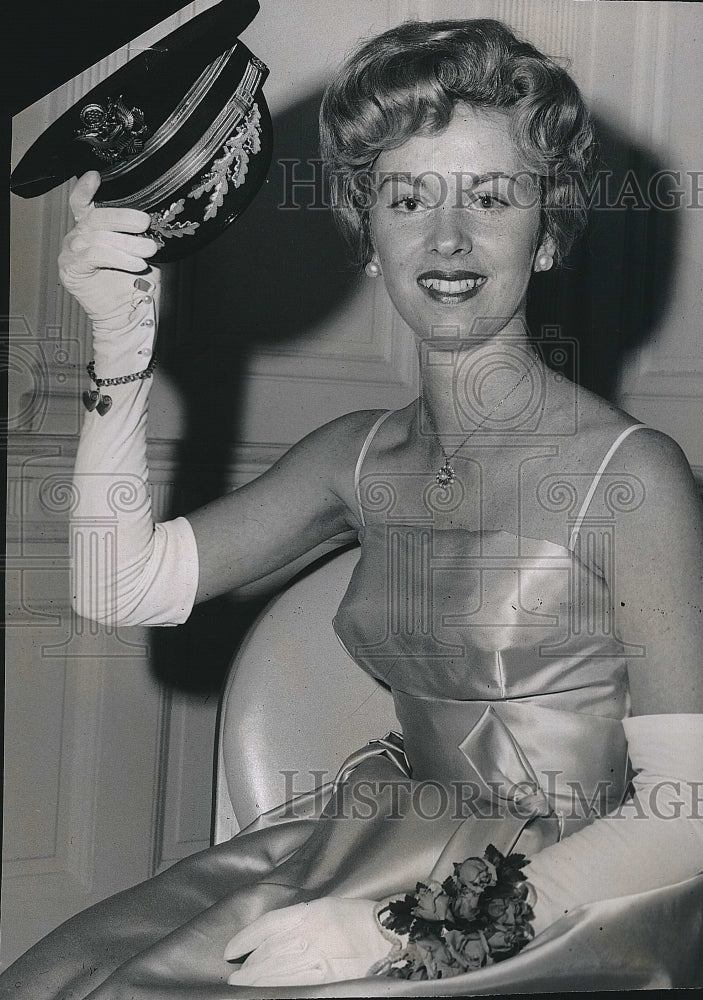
[391,195,424,213]
[471,192,505,210]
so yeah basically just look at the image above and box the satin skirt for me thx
[2,750,702,998]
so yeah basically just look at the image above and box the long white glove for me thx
[526,713,703,936]
[63,171,199,627]
[224,899,390,987]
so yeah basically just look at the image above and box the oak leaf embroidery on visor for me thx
[149,199,201,240]
[148,103,262,245]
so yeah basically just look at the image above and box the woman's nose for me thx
[431,207,472,257]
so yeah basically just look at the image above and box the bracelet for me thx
[86,356,157,387]
[371,844,536,981]
[83,356,156,416]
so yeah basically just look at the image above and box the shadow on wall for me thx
[149,94,682,695]
[527,112,680,399]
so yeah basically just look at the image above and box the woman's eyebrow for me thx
[376,171,412,192]
[466,170,513,185]
[376,169,515,192]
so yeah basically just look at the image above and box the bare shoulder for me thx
[310,406,391,443]
[290,407,390,465]
[615,424,694,478]
[575,389,690,477]
[574,389,701,527]
[610,424,701,523]
[276,407,392,503]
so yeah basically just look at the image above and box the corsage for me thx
[368,844,536,981]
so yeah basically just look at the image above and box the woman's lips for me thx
[417,269,488,303]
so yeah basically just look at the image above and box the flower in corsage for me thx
[483,888,535,955]
[413,881,451,922]
[449,883,481,922]
[444,928,491,970]
[373,844,536,981]
[447,854,499,920]
[456,856,498,891]
[408,936,461,980]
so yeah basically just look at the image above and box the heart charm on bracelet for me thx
[96,395,113,416]
[82,389,99,412]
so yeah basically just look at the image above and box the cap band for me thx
[99,46,239,181]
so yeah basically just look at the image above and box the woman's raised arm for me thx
[65,172,357,626]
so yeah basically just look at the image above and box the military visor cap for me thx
[10,0,272,262]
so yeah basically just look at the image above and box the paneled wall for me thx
[5,0,702,966]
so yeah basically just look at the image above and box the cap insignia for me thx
[75,97,148,163]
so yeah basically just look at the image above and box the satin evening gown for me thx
[2,420,702,998]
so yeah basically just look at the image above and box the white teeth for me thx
[420,276,486,293]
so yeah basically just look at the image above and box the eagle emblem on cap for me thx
[75,97,148,163]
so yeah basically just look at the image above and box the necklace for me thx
[427,350,542,489]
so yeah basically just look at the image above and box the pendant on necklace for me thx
[436,458,455,489]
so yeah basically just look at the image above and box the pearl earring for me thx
[535,252,553,273]
[365,259,381,278]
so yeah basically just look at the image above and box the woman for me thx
[3,17,702,997]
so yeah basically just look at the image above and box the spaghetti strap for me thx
[568,423,650,551]
[354,410,394,527]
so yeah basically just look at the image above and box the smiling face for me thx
[368,106,553,345]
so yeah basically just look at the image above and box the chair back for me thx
[213,546,398,842]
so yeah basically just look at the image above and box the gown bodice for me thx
[331,416,645,833]
[334,524,629,711]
